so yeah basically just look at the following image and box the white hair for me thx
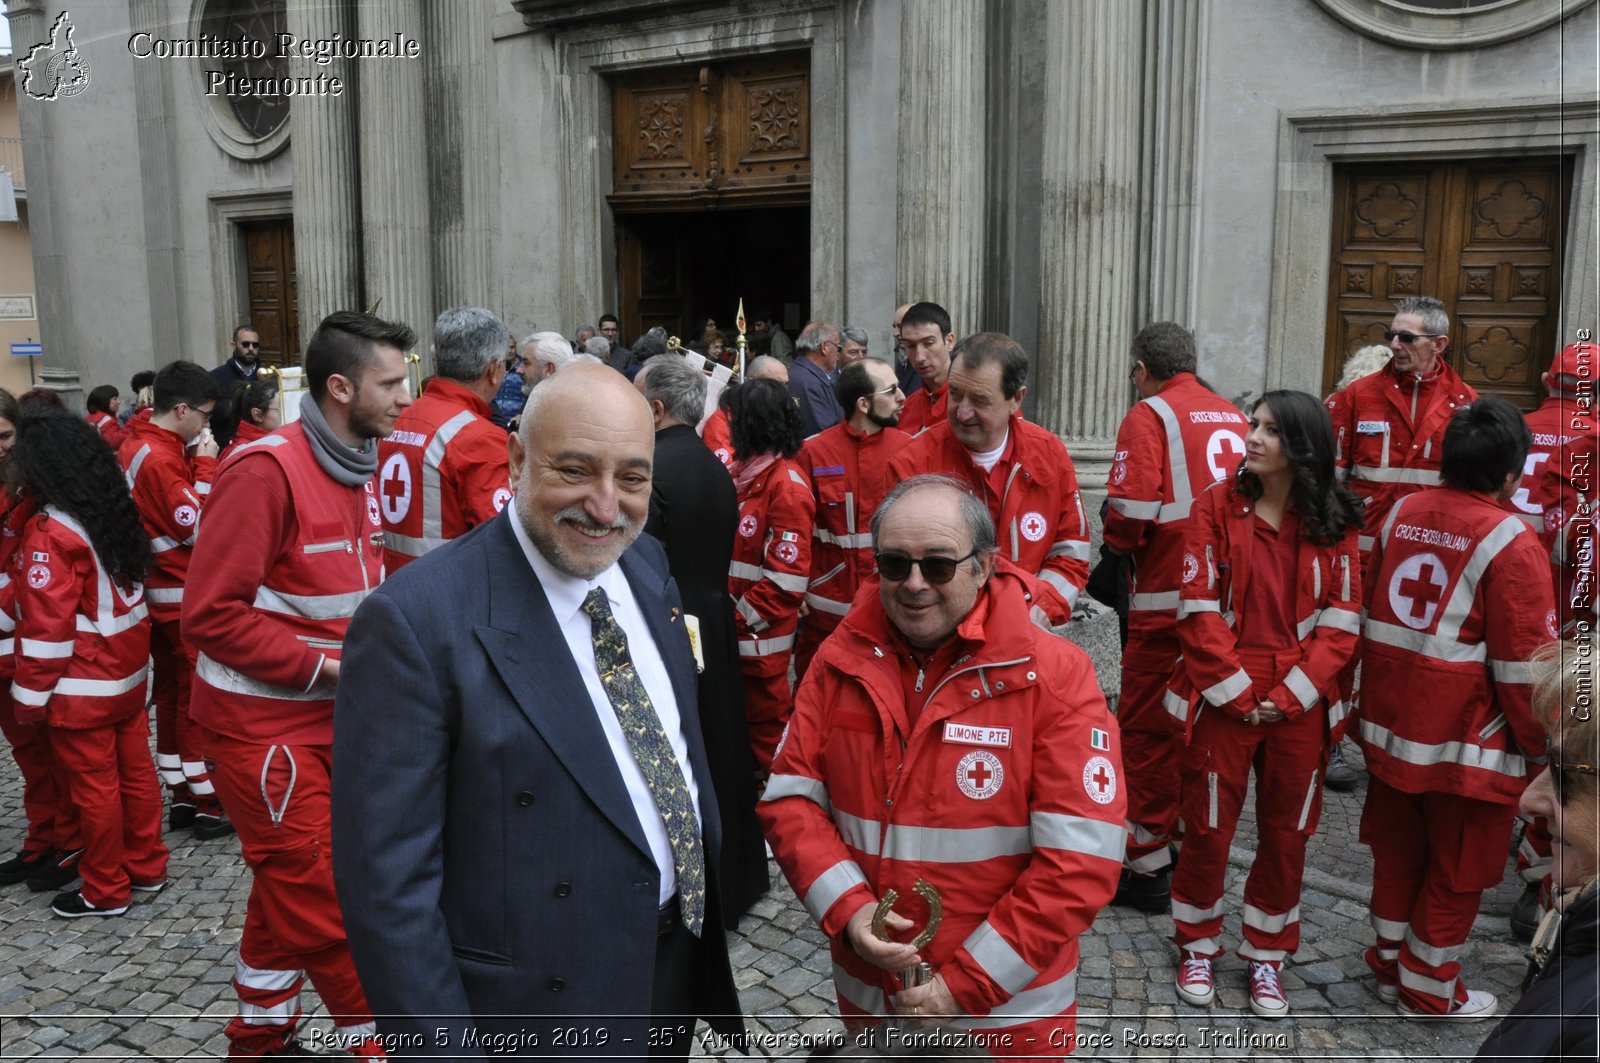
[1336,344,1392,391]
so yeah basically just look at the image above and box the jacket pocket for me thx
[451,943,514,966]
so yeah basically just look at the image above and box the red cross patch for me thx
[1182,552,1200,584]
[492,487,513,513]
[1019,511,1047,543]
[173,504,197,528]
[1083,755,1116,805]
[1547,609,1560,640]
[1206,429,1247,483]
[26,563,50,590]
[1388,552,1448,631]
[738,514,758,538]
[1109,461,1127,486]
[774,540,799,565]
[956,750,1004,800]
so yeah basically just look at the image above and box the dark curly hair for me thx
[1235,389,1363,546]
[729,377,805,461]
[9,407,150,589]
[219,376,280,440]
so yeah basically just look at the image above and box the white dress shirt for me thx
[510,515,703,905]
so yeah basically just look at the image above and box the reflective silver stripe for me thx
[1238,944,1291,962]
[240,999,301,1024]
[1359,534,1376,553]
[882,823,1032,863]
[1490,658,1535,684]
[729,560,763,582]
[802,860,870,923]
[1430,516,1529,646]
[832,809,880,855]
[1163,687,1191,723]
[1130,591,1180,612]
[1207,772,1219,829]
[0,638,13,655]
[194,480,211,495]
[1317,608,1361,634]
[1171,898,1227,923]
[1031,812,1125,863]
[148,533,191,553]
[1399,967,1457,1000]
[234,958,302,992]
[804,593,851,617]
[46,506,147,634]
[124,444,151,491]
[1296,613,1317,641]
[1176,598,1221,618]
[1296,772,1318,831]
[964,967,1077,1030]
[196,653,329,702]
[1126,821,1163,845]
[1372,914,1408,941]
[1404,928,1459,967]
[1047,539,1090,561]
[1478,714,1508,741]
[738,633,796,657]
[1312,557,1321,601]
[415,410,478,554]
[1202,668,1251,707]
[1182,936,1223,956]
[0,612,13,634]
[1363,619,1487,664]
[832,963,886,1016]
[1037,568,1078,609]
[1283,666,1319,710]
[1351,464,1442,486]
[808,561,846,588]
[19,638,72,659]
[1127,847,1172,873]
[1357,718,1527,778]
[762,568,809,593]
[788,468,807,485]
[1159,498,1194,522]
[760,774,830,809]
[1106,496,1161,520]
[144,587,184,605]
[332,1022,378,1047]
[816,529,873,549]
[382,529,429,556]
[1243,904,1300,933]
[77,602,149,635]
[55,669,147,698]
[963,921,1036,995]
[254,585,369,621]
[733,596,767,632]
[1141,395,1195,525]
[11,683,52,707]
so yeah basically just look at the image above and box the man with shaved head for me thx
[333,364,742,1056]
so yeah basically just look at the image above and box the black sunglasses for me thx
[1551,759,1599,804]
[238,340,261,348]
[1384,330,1442,345]
[875,549,978,585]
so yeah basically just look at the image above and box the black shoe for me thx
[51,889,127,918]
[193,812,235,840]
[1111,868,1171,912]
[1511,881,1542,944]
[168,803,197,831]
[1324,745,1360,792]
[25,848,84,893]
[0,849,52,886]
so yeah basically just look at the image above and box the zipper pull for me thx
[344,540,354,554]
[914,668,925,693]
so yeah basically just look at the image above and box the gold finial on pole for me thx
[735,298,748,381]
[666,335,682,355]
[405,351,422,396]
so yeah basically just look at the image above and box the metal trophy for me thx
[870,878,942,988]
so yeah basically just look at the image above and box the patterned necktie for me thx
[581,587,706,937]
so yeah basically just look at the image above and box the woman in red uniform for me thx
[1165,389,1364,1017]
[726,377,814,779]
[9,407,164,917]
[217,376,283,463]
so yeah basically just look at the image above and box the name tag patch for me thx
[944,722,1011,748]
[1357,420,1388,435]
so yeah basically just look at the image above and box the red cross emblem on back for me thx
[1388,551,1449,631]
[1205,429,1247,483]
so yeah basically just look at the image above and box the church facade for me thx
[7,0,1595,481]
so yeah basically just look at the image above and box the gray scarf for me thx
[298,395,379,487]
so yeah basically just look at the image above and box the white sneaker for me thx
[1175,954,1215,1006]
[1399,989,1498,1021]
[1376,981,1399,1004]
[1248,961,1289,1018]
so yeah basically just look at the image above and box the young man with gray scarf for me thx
[183,309,415,1060]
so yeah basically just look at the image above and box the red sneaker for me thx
[1249,961,1289,1018]
[1176,953,1215,1006]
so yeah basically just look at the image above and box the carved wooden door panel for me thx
[241,218,300,367]
[1324,157,1571,408]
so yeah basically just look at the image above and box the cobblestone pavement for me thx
[0,604,1533,1060]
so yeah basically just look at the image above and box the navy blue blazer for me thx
[332,510,741,1057]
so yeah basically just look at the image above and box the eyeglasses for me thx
[874,548,978,585]
[238,340,261,349]
[874,382,904,396]
[1551,759,1599,804]
[190,404,216,419]
[1384,330,1442,345]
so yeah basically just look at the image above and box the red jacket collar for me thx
[128,414,188,452]
[422,376,494,419]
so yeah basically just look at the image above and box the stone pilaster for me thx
[357,0,432,350]
[1137,0,1206,325]
[425,0,499,312]
[131,0,187,363]
[1035,0,1145,481]
[896,0,986,336]
[290,0,362,342]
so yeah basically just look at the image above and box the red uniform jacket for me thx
[378,377,511,572]
[218,418,268,464]
[729,458,815,675]
[1358,486,1553,804]
[1103,373,1248,640]
[701,407,733,468]
[897,379,948,437]
[889,416,1090,618]
[0,495,38,683]
[1508,395,1592,531]
[87,412,128,452]
[1326,358,1476,551]
[1535,431,1600,632]
[1163,477,1363,744]
[758,568,1125,1053]
[119,418,216,624]
[185,423,384,746]
[10,507,150,729]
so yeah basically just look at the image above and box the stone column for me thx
[1137,0,1206,325]
[357,0,432,351]
[425,0,498,312]
[131,0,188,364]
[896,0,986,336]
[290,0,362,342]
[1035,0,1145,483]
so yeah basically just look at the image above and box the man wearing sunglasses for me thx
[210,324,264,449]
[759,474,1125,1053]
[1326,295,1477,555]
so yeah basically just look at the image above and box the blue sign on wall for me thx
[10,343,41,358]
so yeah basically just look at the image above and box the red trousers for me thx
[0,694,80,856]
[793,612,841,685]
[150,618,220,814]
[203,732,382,1059]
[49,712,167,908]
[1360,776,1516,1013]
[1171,652,1325,963]
[742,661,793,779]
[1118,634,1183,873]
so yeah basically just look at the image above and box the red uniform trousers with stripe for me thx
[202,730,381,1059]
[742,662,792,779]
[1171,650,1325,962]
[49,711,167,908]
[1360,775,1517,1013]
[0,694,80,857]
[149,618,221,816]
[1118,631,1183,873]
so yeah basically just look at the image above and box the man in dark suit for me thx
[332,363,742,1058]
[634,357,769,926]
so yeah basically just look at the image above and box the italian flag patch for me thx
[1090,728,1110,751]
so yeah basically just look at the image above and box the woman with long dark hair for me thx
[726,377,814,779]
[8,407,164,918]
[217,377,282,462]
[1165,389,1364,1017]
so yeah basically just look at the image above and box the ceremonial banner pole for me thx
[735,298,748,381]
